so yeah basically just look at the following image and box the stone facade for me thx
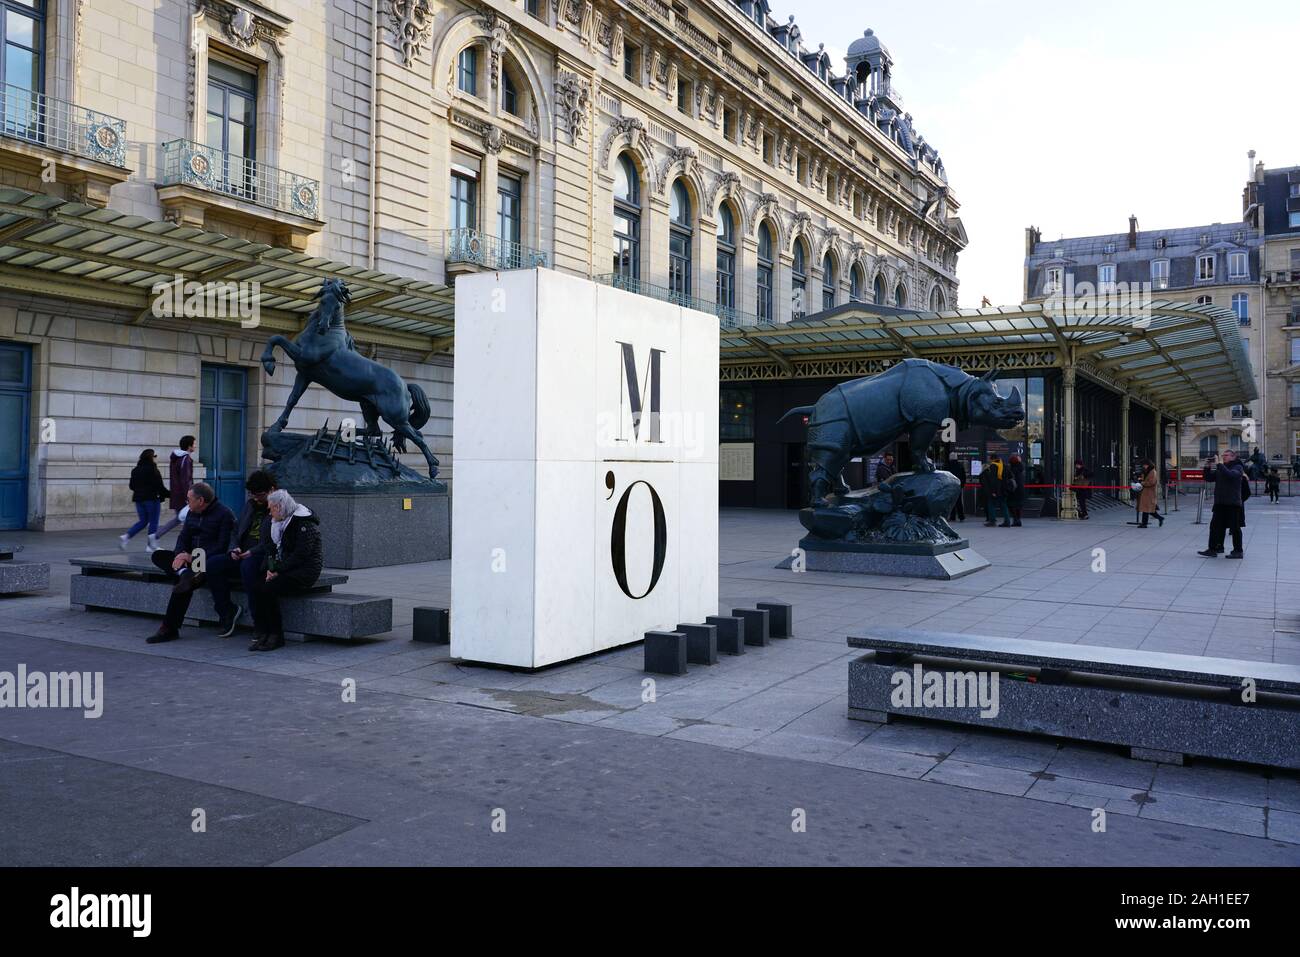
[1024,216,1264,468]
[0,0,964,531]
[1249,161,1300,469]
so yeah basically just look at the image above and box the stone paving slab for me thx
[4,502,1300,851]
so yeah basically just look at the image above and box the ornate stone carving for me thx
[387,0,434,68]
[610,16,625,66]
[659,146,699,194]
[476,9,512,89]
[482,123,504,155]
[706,171,742,210]
[197,0,286,52]
[556,72,591,143]
[600,115,653,171]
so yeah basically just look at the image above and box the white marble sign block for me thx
[451,269,719,667]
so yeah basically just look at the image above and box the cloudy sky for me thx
[788,0,1300,307]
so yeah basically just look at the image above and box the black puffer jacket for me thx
[268,508,323,587]
[129,461,169,503]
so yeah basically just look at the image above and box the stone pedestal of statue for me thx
[262,427,449,569]
[775,471,989,580]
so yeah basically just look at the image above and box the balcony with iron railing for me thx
[445,227,548,274]
[594,272,765,329]
[155,139,322,251]
[0,83,129,206]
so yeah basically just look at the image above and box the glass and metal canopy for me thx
[0,188,455,352]
[720,299,1256,418]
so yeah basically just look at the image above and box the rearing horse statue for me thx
[259,278,440,479]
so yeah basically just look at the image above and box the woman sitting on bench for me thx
[248,489,323,652]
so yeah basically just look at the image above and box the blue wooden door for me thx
[200,364,247,509]
[0,343,30,530]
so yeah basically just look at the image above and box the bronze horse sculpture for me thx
[260,278,439,479]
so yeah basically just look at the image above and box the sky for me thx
[786,0,1300,307]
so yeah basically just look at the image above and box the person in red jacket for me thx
[155,435,196,539]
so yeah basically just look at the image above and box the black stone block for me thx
[412,606,450,644]
[732,608,770,646]
[644,631,688,675]
[676,623,717,665]
[706,615,746,655]
[757,601,793,637]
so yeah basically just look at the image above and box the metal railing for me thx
[445,227,547,270]
[0,83,127,167]
[158,139,319,219]
[594,272,767,329]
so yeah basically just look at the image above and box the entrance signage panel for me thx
[451,270,719,667]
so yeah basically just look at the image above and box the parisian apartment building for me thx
[0,0,966,531]
[1022,161,1294,472]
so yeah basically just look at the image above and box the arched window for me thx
[894,283,907,308]
[873,274,886,305]
[501,69,519,116]
[792,239,807,317]
[822,253,837,311]
[929,286,945,311]
[669,179,692,301]
[850,263,864,301]
[757,221,774,323]
[457,47,479,96]
[612,153,640,281]
[716,203,736,314]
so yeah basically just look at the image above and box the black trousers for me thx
[248,574,306,635]
[949,492,965,521]
[150,549,236,630]
[1208,504,1243,553]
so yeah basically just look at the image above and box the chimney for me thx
[1128,215,1138,250]
[1024,226,1041,255]
[1248,149,1256,182]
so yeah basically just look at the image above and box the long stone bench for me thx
[68,555,391,642]
[0,544,50,595]
[847,629,1300,770]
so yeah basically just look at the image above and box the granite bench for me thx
[68,555,391,642]
[0,544,50,595]
[847,629,1300,770]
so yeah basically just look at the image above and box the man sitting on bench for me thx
[146,482,237,644]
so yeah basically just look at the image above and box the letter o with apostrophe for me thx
[609,479,667,600]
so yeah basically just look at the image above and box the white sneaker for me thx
[118,534,129,551]
[146,533,159,554]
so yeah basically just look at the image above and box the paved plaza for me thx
[2,498,1299,865]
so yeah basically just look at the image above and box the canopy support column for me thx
[1060,364,1078,519]
[1120,393,1131,504]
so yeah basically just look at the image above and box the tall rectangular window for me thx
[1198,254,1215,281]
[1292,337,1300,365]
[1229,251,1247,278]
[723,108,736,142]
[623,44,639,83]
[762,132,774,165]
[1045,267,1062,293]
[497,173,521,249]
[1151,259,1169,289]
[1098,263,1115,286]
[720,388,754,441]
[457,47,478,96]
[677,78,692,116]
[1,0,42,117]
[206,59,258,198]
[450,168,478,231]
[1232,293,1249,323]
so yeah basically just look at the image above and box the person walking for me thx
[248,489,323,652]
[1071,459,1092,520]
[145,483,237,643]
[944,452,966,522]
[1266,467,1281,503]
[118,449,169,553]
[207,470,279,638]
[156,435,197,539]
[1198,449,1245,559]
[1137,459,1164,527]
[1007,453,1026,527]
[875,452,896,485]
[981,455,1011,527]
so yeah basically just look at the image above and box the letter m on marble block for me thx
[450,269,719,667]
